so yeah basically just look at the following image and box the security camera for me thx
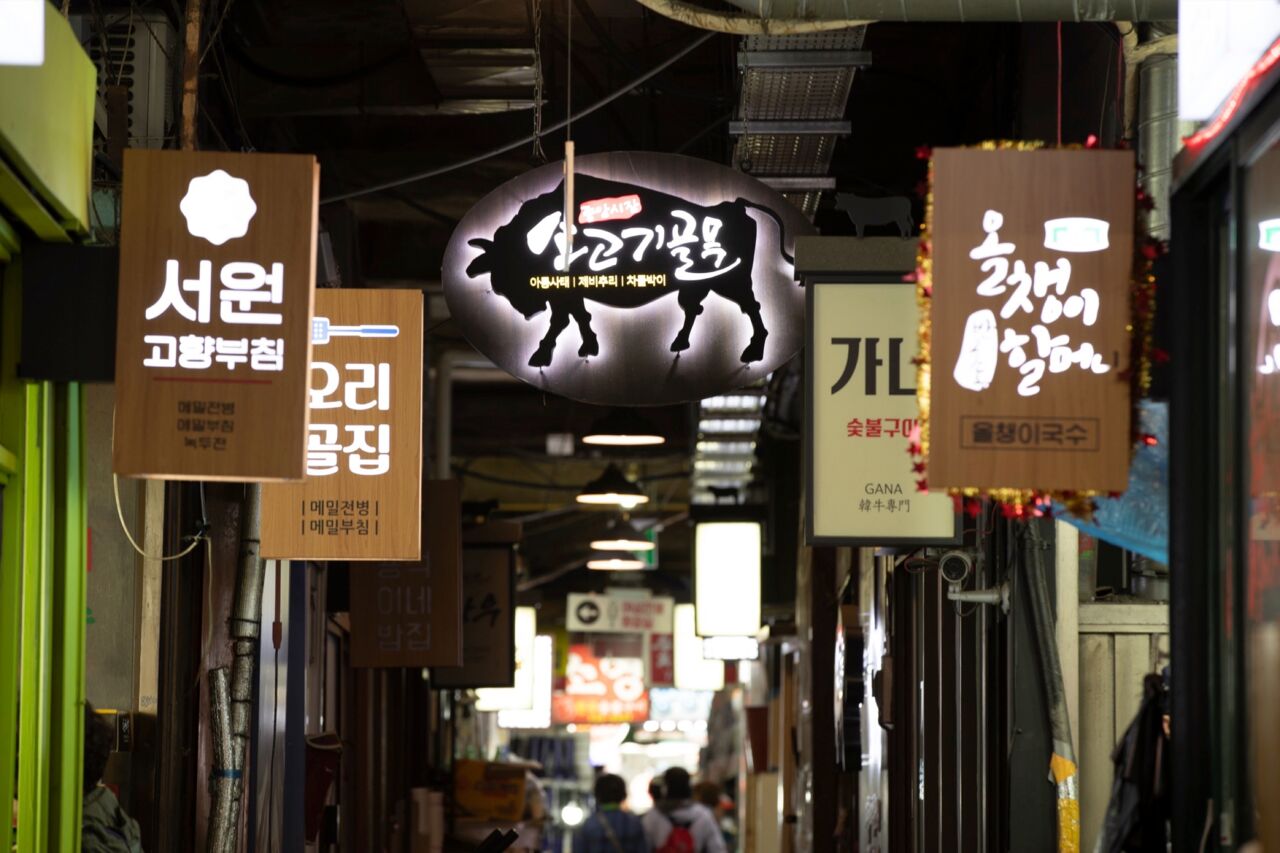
[938,550,972,585]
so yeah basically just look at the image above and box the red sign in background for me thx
[551,644,649,725]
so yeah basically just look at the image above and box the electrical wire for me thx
[1056,22,1064,147]
[113,472,205,561]
[320,31,716,204]
[198,0,235,64]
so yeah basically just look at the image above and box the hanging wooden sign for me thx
[442,151,814,405]
[349,480,464,668]
[113,149,319,480]
[807,280,957,544]
[432,535,518,689]
[261,288,423,560]
[927,148,1135,493]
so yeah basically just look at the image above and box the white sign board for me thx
[1179,0,1280,120]
[808,282,957,544]
[566,593,673,633]
[0,0,44,66]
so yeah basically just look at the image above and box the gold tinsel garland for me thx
[911,139,1163,521]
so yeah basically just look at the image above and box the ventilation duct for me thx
[717,0,1175,22]
[632,0,1175,29]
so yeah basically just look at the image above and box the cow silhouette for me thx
[465,174,795,368]
[834,192,913,238]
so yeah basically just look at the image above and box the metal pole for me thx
[1025,519,1080,853]
[207,484,265,853]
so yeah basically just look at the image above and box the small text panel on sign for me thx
[114,149,318,480]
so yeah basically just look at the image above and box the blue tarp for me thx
[1053,400,1169,564]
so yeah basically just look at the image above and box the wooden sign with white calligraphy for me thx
[928,148,1135,492]
[113,149,319,480]
[261,289,423,560]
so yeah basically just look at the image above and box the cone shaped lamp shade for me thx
[576,464,649,508]
[586,553,648,571]
[582,409,666,447]
[589,518,655,552]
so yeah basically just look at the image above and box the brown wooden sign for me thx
[928,148,1135,492]
[113,149,319,480]
[261,289,423,560]
[349,481,464,668]
[433,535,518,689]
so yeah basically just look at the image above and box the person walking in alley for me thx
[82,703,143,853]
[574,774,647,853]
[642,768,725,853]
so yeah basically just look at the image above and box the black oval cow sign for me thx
[442,152,814,406]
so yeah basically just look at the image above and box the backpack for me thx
[656,817,696,853]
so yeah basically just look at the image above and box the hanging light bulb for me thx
[582,408,666,447]
[586,553,648,571]
[589,517,654,552]
[575,464,649,508]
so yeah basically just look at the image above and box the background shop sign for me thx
[808,281,957,544]
[566,592,673,633]
[442,151,814,406]
[348,481,464,668]
[432,544,516,688]
[453,760,529,822]
[261,289,423,559]
[551,645,649,725]
[114,149,319,480]
[929,148,1135,493]
[648,688,714,724]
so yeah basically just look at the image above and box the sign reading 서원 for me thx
[114,149,319,480]
[443,152,814,405]
[809,282,956,544]
[929,148,1134,493]
[260,289,424,560]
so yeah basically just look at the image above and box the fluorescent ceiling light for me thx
[698,418,761,435]
[694,459,753,474]
[700,394,766,413]
[582,408,666,446]
[695,521,762,637]
[696,440,756,456]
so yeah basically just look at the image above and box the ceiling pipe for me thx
[631,0,870,34]
[634,0,1174,28]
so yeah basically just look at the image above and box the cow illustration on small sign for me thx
[464,173,796,368]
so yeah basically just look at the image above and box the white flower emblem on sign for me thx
[179,169,258,246]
